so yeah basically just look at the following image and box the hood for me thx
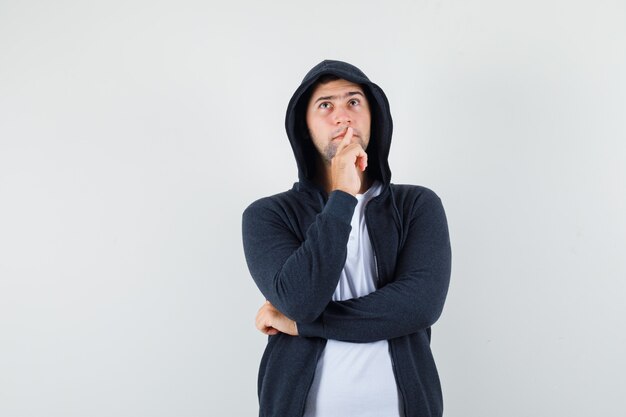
[285,59,393,187]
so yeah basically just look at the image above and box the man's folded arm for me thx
[242,190,357,323]
[297,192,452,342]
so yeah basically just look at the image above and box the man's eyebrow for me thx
[314,91,364,104]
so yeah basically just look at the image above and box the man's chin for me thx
[323,144,339,163]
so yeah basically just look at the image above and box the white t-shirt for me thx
[303,182,402,417]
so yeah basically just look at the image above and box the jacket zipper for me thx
[373,253,380,287]
[365,203,382,289]
[365,200,408,416]
[299,339,326,417]
[389,342,409,417]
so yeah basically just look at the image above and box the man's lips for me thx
[332,130,356,140]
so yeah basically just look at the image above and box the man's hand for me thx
[255,301,299,336]
[330,127,368,196]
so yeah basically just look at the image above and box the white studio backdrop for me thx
[1,1,625,416]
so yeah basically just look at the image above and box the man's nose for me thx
[333,108,351,124]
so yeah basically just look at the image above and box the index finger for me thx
[335,127,354,154]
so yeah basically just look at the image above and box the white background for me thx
[1,1,625,416]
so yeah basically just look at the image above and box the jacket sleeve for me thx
[242,190,357,323]
[296,189,452,342]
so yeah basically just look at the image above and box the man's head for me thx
[305,76,371,164]
[285,60,392,184]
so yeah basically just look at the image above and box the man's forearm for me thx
[243,190,358,322]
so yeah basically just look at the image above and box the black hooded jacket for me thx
[242,60,452,417]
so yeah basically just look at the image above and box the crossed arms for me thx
[242,186,451,343]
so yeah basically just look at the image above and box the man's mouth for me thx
[333,129,353,140]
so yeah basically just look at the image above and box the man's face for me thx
[306,79,371,164]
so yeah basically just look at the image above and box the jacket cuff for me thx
[323,190,357,225]
[297,316,325,338]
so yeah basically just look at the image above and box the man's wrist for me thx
[324,190,358,224]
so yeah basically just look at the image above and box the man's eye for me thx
[319,102,331,109]
[349,99,359,106]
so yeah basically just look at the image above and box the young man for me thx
[242,60,452,417]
